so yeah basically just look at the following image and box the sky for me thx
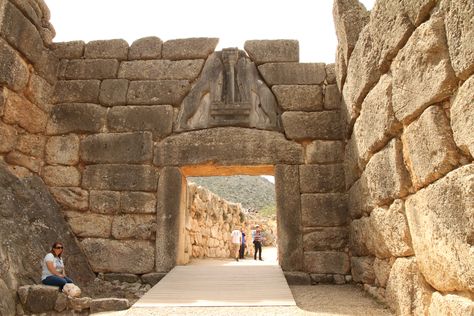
[45,0,375,63]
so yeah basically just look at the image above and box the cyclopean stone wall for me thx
[334,0,474,314]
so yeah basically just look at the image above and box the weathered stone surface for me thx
[155,128,303,166]
[272,85,323,111]
[353,74,401,167]
[5,151,41,172]
[244,40,299,65]
[303,227,348,251]
[0,121,18,153]
[129,36,162,60]
[99,79,128,106]
[53,80,100,104]
[299,164,345,193]
[349,216,373,257]
[351,256,375,284]
[259,63,326,85]
[386,257,433,316]
[444,0,474,80]
[324,84,341,110]
[90,298,130,313]
[3,91,47,133]
[25,73,54,113]
[54,293,67,312]
[325,63,336,84]
[51,41,85,59]
[35,50,59,85]
[402,105,460,189]
[0,39,29,91]
[306,140,344,164]
[112,214,156,240]
[344,131,360,189]
[107,105,173,140]
[103,273,139,283]
[0,279,15,316]
[80,132,153,164]
[364,139,411,207]
[121,191,156,214]
[68,297,92,311]
[275,165,303,271]
[347,175,370,219]
[451,75,474,157]
[429,292,474,316]
[282,111,342,141]
[81,238,154,273]
[84,39,128,60]
[82,164,159,191]
[283,272,311,285]
[45,134,80,165]
[63,59,119,80]
[405,164,474,293]
[118,60,204,80]
[0,86,4,116]
[141,272,166,286]
[15,134,45,158]
[162,38,218,60]
[47,103,106,135]
[392,18,458,125]
[65,211,112,238]
[42,166,80,187]
[49,187,88,211]
[127,80,190,105]
[301,193,347,227]
[23,285,58,313]
[304,251,350,274]
[373,258,392,288]
[335,45,347,91]
[89,190,120,214]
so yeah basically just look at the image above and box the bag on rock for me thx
[63,283,81,297]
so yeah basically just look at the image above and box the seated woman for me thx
[41,242,73,290]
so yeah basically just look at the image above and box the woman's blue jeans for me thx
[42,275,73,290]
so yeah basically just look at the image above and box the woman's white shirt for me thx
[41,253,64,280]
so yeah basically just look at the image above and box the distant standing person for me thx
[253,225,264,261]
[41,242,73,290]
[230,227,242,261]
[239,228,246,259]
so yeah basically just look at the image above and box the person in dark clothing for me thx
[253,225,264,261]
[239,228,246,259]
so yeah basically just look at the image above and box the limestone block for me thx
[80,132,153,164]
[103,272,140,283]
[3,91,47,133]
[405,164,474,293]
[392,18,458,125]
[444,0,474,79]
[373,258,392,288]
[299,164,345,193]
[258,63,326,85]
[335,45,347,91]
[244,40,299,65]
[282,111,342,141]
[54,292,67,312]
[81,238,154,273]
[0,121,18,153]
[429,292,474,316]
[364,139,411,207]
[272,85,323,111]
[5,151,41,172]
[386,257,433,316]
[162,38,218,60]
[118,60,204,80]
[51,41,85,59]
[35,50,59,85]
[325,63,336,84]
[99,79,128,106]
[141,272,166,285]
[129,36,162,60]
[90,298,130,313]
[42,166,80,187]
[47,103,106,135]
[301,193,347,227]
[306,140,344,164]
[121,191,156,214]
[7,0,42,29]
[283,271,311,285]
[351,256,375,284]
[89,190,120,214]
[303,227,348,251]
[402,105,460,189]
[111,214,156,239]
[84,39,128,60]
[353,74,401,167]
[344,133,360,189]
[65,211,112,238]
[82,164,159,191]
[107,105,173,140]
[24,285,58,313]
[347,176,370,219]
[0,39,29,91]
[68,297,92,311]
[451,75,474,157]
[349,216,372,256]
[49,187,88,211]
[45,134,80,165]
[25,73,54,113]
[0,86,4,116]
[53,80,100,104]
[403,0,438,26]
[324,84,341,110]
[127,80,190,105]
[304,251,350,274]
[62,59,119,80]
[154,127,303,166]
[16,134,45,158]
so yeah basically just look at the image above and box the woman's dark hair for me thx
[50,242,64,258]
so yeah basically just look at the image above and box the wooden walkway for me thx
[130,248,295,309]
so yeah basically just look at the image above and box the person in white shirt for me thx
[230,227,242,261]
[41,242,73,290]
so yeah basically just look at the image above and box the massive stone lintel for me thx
[176,48,282,132]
